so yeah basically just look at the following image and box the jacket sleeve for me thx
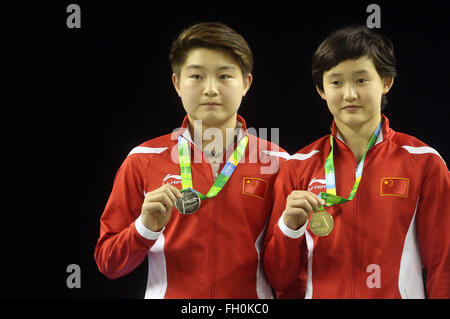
[263,159,309,298]
[94,154,159,279]
[415,155,450,298]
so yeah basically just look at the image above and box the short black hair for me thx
[169,22,253,78]
[312,25,396,109]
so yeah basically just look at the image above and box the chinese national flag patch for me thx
[243,177,268,199]
[380,178,409,197]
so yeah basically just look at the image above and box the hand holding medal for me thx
[283,191,326,231]
[141,184,183,232]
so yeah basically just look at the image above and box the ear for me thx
[242,73,253,97]
[172,73,181,97]
[382,77,394,95]
[316,85,327,101]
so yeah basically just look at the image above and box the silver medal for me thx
[175,189,201,215]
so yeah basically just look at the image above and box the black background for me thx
[2,0,449,300]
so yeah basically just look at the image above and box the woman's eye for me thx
[190,75,202,80]
[357,79,367,84]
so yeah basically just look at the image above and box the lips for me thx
[201,102,221,107]
[342,105,361,111]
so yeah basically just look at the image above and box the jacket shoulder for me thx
[289,136,328,163]
[128,133,175,157]
[390,132,446,167]
[248,134,291,161]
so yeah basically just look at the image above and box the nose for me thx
[343,83,358,102]
[203,78,219,97]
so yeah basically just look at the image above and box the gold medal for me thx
[309,209,334,236]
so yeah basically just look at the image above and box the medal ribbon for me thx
[178,134,248,199]
[318,122,382,207]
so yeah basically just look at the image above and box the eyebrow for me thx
[326,70,370,78]
[185,64,237,71]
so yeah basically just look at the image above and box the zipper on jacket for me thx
[348,154,358,298]
[206,158,218,299]
[351,146,378,297]
[337,134,382,298]
[211,195,217,298]
[350,191,359,298]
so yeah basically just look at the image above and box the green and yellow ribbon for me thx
[318,122,382,207]
[178,134,248,199]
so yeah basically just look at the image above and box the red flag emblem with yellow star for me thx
[380,178,409,197]
[243,177,268,199]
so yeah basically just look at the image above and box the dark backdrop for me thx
[2,1,449,299]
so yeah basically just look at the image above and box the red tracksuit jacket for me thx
[263,115,450,299]
[94,115,289,298]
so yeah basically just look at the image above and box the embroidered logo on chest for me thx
[161,173,182,186]
[380,177,409,197]
[243,177,268,199]
[307,177,326,193]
